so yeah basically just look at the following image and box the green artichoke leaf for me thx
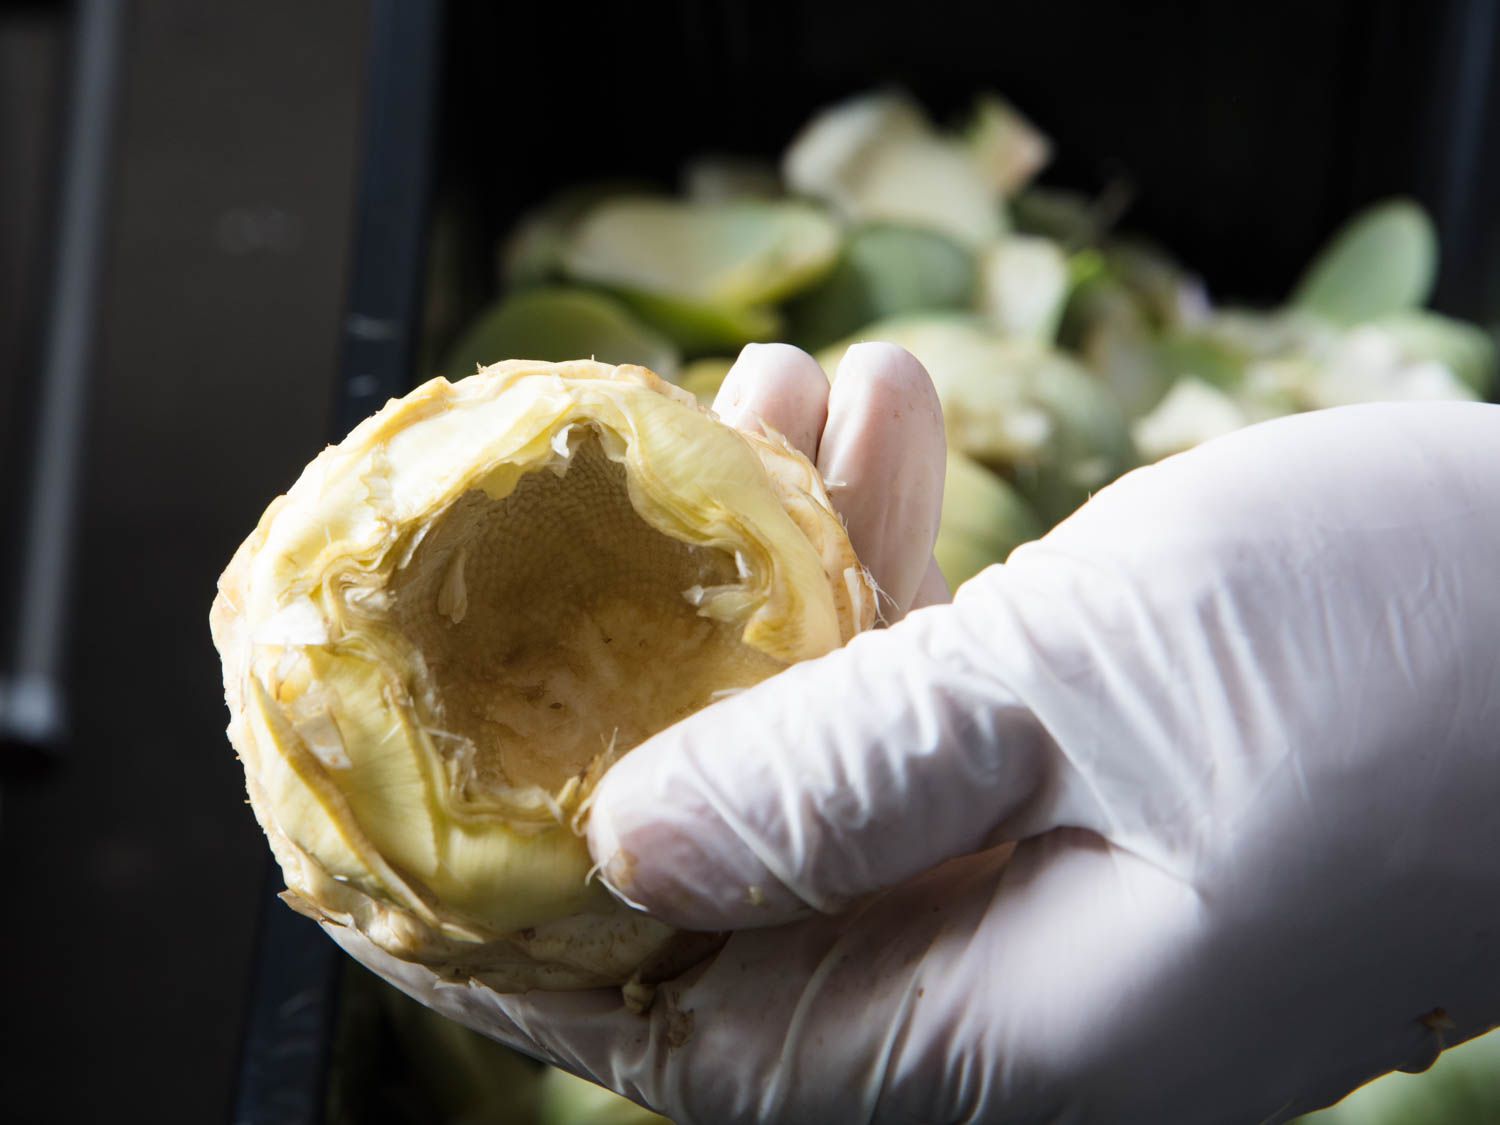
[935,451,1044,590]
[441,288,680,380]
[1151,331,1248,393]
[977,236,1071,344]
[563,197,840,309]
[678,356,736,406]
[1291,198,1438,325]
[1103,238,1210,332]
[1059,272,1172,419]
[561,198,838,351]
[787,224,976,351]
[607,290,781,354]
[783,90,1006,248]
[964,94,1052,198]
[1372,309,1497,396]
[500,180,654,288]
[1131,377,1254,462]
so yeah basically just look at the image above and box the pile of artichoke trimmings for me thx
[434,91,1493,594]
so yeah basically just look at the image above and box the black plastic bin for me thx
[233,1,1500,1121]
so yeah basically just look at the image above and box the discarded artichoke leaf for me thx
[1151,331,1247,392]
[827,135,1004,248]
[1018,346,1140,523]
[539,1067,672,1125]
[977,236,1070,343]
[1196,306,1340,362]
[500,180,653,288]
[1104,239,1211,331]
[1059,273,1171,418]
[1371,309,1497,396]
[1055,239,1210,412]
[442,288,679,380]
[783,90,1005,248]
[1291,198,1438,325]
[212,360,875,991]
[787,224,976,351]
[782,90,928,201]
[1132,377,1253,461]
[560,198,839,351]
[678,356,736,406]
[1178,303,1479,414]
[964,94,1051,197]
[1138,305,1479,432]
[610,289,781,354]
[1272,323,1479,410]
[935,451,1043,589]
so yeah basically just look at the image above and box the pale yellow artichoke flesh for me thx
[386,435,785,796]
[213,360,874,990]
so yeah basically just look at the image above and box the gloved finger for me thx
[586,596,1049,931]
[910,556,951,609]
[711,342,829,461]
[819,342,946,620]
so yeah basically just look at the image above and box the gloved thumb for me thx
[584,590,1048,931]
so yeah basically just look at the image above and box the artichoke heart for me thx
[212,360,875,990]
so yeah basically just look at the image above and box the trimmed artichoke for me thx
[212,360,875,991]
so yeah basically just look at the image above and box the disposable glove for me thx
[332,343,1500,1124]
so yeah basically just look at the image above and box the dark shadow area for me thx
[0,2,366,1122]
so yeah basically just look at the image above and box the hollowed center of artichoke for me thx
[388,430,781,798]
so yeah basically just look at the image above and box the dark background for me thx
[1,2,1496,1122]
[0,3,367,1121]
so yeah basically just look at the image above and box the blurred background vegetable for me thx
[440,86,1493,599]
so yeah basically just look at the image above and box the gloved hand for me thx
[335,343,1500,1124]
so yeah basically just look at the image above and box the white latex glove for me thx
[336,344,1500,1124]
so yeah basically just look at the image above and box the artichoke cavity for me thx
[383,430,782,801]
